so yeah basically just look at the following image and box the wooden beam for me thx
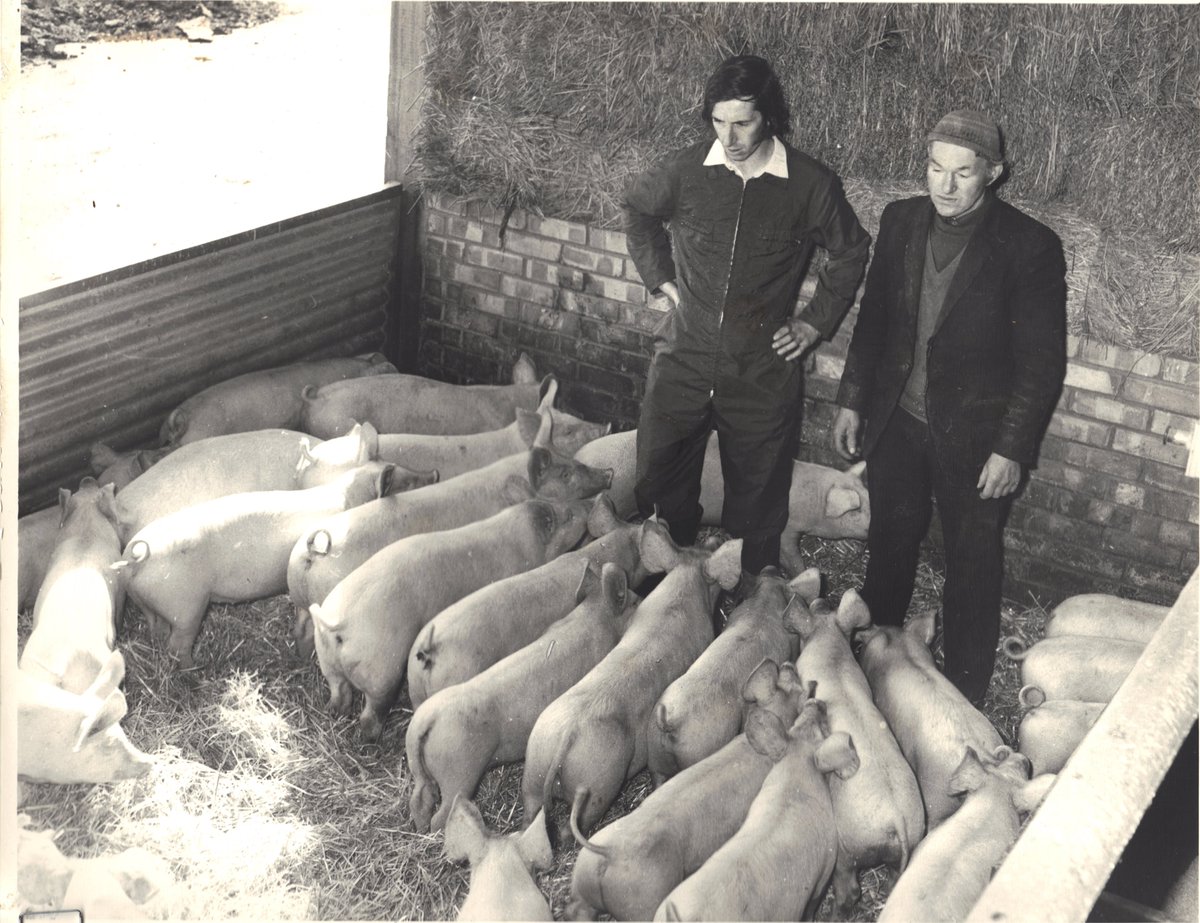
[967,568,1199,923]
[384,1,427,373]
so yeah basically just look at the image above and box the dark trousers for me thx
[633,373,797,575]
[860,408,1010,702]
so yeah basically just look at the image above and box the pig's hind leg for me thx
[358,676,405,744]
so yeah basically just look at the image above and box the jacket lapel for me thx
[933,201,1000,337]
[902,201,933,326]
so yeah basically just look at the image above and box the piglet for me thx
[857,612,1005,828]
[17,504,62,612]
[21,479,125,694]
[1043,593,1169,645]
[300,352,547,438]
[407,562,639,832]
[116,461,420,666]
[313,497,594,741]
[786,589,925,914]
[567,659,804,922]
[17,650,154,784]
[377,377,610,480]
[1002,634,1143,703]
[521,519,742,835]
[90,443,173,492]
[573,429,869,574]
[646,566,818,782]
[878,747,1056,922]
[1016,685,1105,775]
[159,351,397,445]
[654,695,859,922]
[443,797,553,922]
[407,491,646,710]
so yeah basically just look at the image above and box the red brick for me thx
[1123,564,1189,603]
[588,226,630,255]
[559,290,623,324]
[1161,520,1199,550]
[1046,411,1112,448]
[1145,486,1199,523]
[1101,529,1184,569]
[1143,458,1197,494]
[1076,337,1162,377]
[464,244,524,276]
[501,276,558,309]
[1110,481,1147,509]
[1111,428,1189,467]
[1069,391,1151,429]
[458,289,516,320]
[584,274,647,305]
[446,216,502,247]
[562,246,624,277]
[450,263,502,291]
[426,190,466,216]
[1162,357,1200,386]
[526,259,587,292]
[504,231,562,262]
[527,215,588,244]
[1121,377,1198,416]
[1149,410,1198,440]
[1063,363,1117,395]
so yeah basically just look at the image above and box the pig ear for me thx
[741,658,780,705]
[815,731,860,780]
[357,422,380,461]
[574,561,601,604]
[703,538,744,590]
[58,488,72,525]
[503,475,536,504]
[744,707,789,762]
[947,747,990,797]
[89,442,118,474]
[787,567,822,604]
[516,409,542,447]
[74,688,129,751]
[531,409,555,450]
[1014,773,1058,815]
[825,486,861,519]
[834,589,872,637]
[512,352,538,385]
[537,376,559,410]
[296,438,316,474]
[599,563,629,614]
[638,520,680,576]
[527,446,553,485]
[848,460,867,481]
[375,465,397,499]
[782,594,812,639]
[586,492,620,537]
[87,650,127,697]
[516,808,553,872]
[906,611,937,648]
[443,795,487,865]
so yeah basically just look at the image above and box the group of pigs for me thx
[15,348,1147,920]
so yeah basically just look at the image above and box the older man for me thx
[624,54,869,576]
[833,110,1067,702]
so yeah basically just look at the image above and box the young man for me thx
[833,109,1068,702]
[624,54,869,576]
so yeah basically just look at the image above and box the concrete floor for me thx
[15,1,392,295]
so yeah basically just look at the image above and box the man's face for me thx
[926,140,1002,218]
[711,98,768,163]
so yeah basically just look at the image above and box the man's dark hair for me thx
[701,55,791,138]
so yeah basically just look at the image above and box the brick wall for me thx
[419,192,1199,607]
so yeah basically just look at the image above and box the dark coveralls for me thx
[624,139,869,571]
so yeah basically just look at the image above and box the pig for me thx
[785,589,926,915]
[159,351,398,445]
[443,797,554,922]
[114,423,384,542]
[288,433,612,655]
[566,659,804,923]
[653,696,860,922]
[407,491,646,710]
[857,611,1005,828]
[62,865,148,920]
[17,650,154,784]
[1001,634,1143,703]
[115,462,420,666]
[377,377,610,480]
[17,504,63,612]
[300,351,547,438]
[1043,592,1169,645]
[877,747,1057,923]
[312,497,594,741]
[20,479,125,694]
[407,562,639,832]
[646,566,819,782]
[520,520,743,835]
[1016,686,1105,775]
[90,442,174,491]
[573,429,869,574]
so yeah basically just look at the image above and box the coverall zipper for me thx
[710,182,746,398]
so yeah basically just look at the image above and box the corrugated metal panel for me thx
[18,184,406,513]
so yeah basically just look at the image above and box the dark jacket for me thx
[837,194,1066,472]
[624,139,870,372]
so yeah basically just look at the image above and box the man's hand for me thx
[659,281,681,307]
[833,407,863,460]
[771,318,820,362]
[977,452,1021,499]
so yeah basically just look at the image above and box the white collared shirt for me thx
[703,136,789,182]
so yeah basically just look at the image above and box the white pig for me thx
[17,504,63,612]
[89,442,174,491]
[407,491,646,710]
[159,351,397,445]
[443,797,554,922]
[407,562,639,832]
[1043,592,1169,645]
[300,352,547,438]
[312,497,594,741]
[1001,634,1143,703]
[573,429,868,574]
[1016,686,1105,775]
[521,520,742,835]
[21,479,125,694]
[116,462,421,666]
